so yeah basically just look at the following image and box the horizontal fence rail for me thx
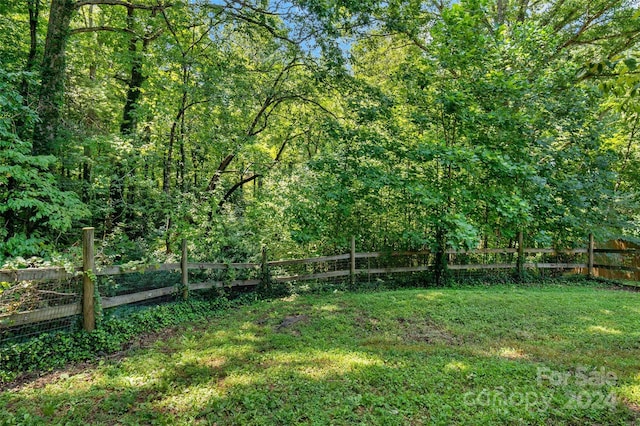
[0,267,82,283]
[1,229,638,344]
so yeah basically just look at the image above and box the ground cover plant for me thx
[1,284,639,425]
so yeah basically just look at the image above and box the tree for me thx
[0,69,88,260]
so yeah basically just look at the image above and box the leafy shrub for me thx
[0,297,242,384]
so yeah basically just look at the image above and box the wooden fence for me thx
[1,229,637,335]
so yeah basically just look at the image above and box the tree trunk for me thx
[120,6,152,135]
[17,0,41,139]
[433,227,447,286]
[26,0,40,75]
[33,0,76,155]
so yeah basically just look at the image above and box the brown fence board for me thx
[188,282,220,291]
[0,303,81,328]
[0,267,82,283]
[524,262,587,269]
[524,249,588,254]
[268,254,350,266]
[358,266,432,274]
[96,263,181,276]
[274,270,351,283]
[354,251,432,259]
[449,263,515,270]
[1,244,634,332]
[447,248,518,254]
[102,279,263,308]
[187,262,260,270]
[101,286,177,308]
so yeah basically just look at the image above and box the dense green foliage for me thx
[0,295,248,383]
[1,0,640,263]
[1,285,639,424]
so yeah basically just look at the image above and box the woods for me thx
[1,0,640,264]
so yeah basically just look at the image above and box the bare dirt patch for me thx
[396,316,458,345]
[276,314,309,330]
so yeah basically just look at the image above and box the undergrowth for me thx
[0,294,258,385]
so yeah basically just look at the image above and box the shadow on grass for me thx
[1,286,640,425]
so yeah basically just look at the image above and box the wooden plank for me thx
[354,251,431,259]
[96,263,181,276]
[188,282,221,291]
[186,262,260,270]
[524,248,588,254]
[588,233,594,277]
[594,248,640,254]
[230,279,261,287]
[523,263,587,269]
[355,252,387,259]
[358,249,515,258]
[261,246,268,282]
[518,231,524,280]
[0,267,81,283]
[181,239,189,300]
[593,264,640,273]
[188,279,261,291]
[350,236,356,285]
[101,286,177,309]
[274,270,351,283]
[268,254,350,266]
[82,227,96,332]
[357,266,432,274]
[102,278,264,309]
[0,303,81,328]
[449,263,515,270]
[446,248,518,254]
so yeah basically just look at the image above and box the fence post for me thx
[517,231,524,281]
[181,238,189,300]
[82,227,96,332]
[261,245,269,286]
[588,233,594,277]
[350,236,356,286]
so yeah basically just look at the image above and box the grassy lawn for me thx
[1,284,639,425]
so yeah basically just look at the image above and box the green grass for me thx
[1,284,639,425]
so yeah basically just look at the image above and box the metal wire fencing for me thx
[0,271,83,345]
[3,234,636,347]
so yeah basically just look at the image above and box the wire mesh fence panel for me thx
[270,256,350,282]
[523,248,589,280]
[0,274,83,345]
[97,270,181,297]
[189,265,261,286]
[447,249,516,283]
[2,239,632,347]
[354,252,433,287]
[96,270,180,316]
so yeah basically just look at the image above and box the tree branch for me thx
[217,174,261,210]
[70,25,136,34]
[75,0,171,10]
[207,154,235,191]
[224,10,295,45]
